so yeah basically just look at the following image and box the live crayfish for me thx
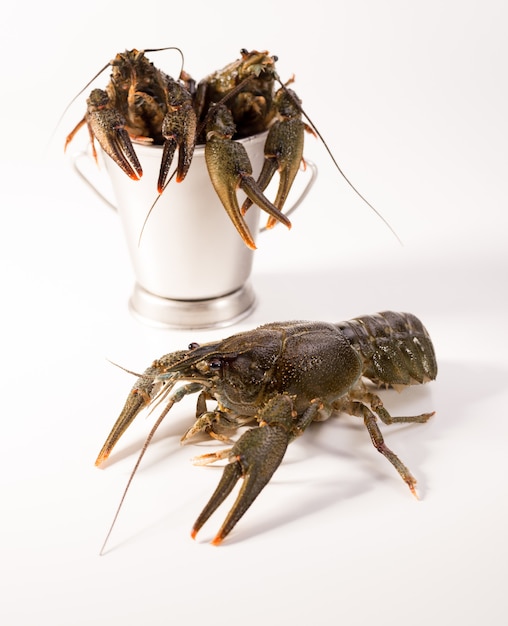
[96,311,437,549]
[65,48,315,249]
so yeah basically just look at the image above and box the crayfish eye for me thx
[188,342,200,350]
[208,357,222,370]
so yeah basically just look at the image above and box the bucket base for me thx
[128,282,257,330]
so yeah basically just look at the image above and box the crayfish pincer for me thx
[96,311,437,548]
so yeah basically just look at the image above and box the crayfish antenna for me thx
[52,61,113,153]
[105,359,145,378]
[137,170,177,247]
[275,77,403,246]
[98,401,174,556]
[143,46,186,78]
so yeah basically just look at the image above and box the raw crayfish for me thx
[96,311,437,548]
[65,48,315,249]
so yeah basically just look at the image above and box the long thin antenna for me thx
[137,169,177,246]
[52,61,112,146]
[99,398,175,556]
[143,46,185,77]
[276,77,403,245]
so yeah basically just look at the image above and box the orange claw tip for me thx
[95,450,110,467]
[211,535,223,546]
[241,237,257,250]
[190,528,198,540]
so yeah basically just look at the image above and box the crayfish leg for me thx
[64,117,87,153]
[351,388,436,426]
[344,399,421,498]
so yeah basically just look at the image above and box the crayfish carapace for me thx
[65,48,316,249]
[96,311,437,550]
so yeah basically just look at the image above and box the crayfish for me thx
[96,311,437,549]
[65,48,316,249]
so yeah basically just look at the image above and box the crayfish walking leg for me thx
[343,398,433,497]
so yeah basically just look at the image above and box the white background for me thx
[1,1,507,624]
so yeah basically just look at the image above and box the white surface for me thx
[1,1,507,625]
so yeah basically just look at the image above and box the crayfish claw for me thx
[192,395,294,544]
[204,105,257,248]
[157,138,178,192]
[95,368,160,466]
[157,79,197,192]
[409,483,420,500]
[95,388,149,467]
[95,350,189,466]
[240,158,277,216]
[241,88,307,229]
[239,175,292,231]
[85,89,143,181]
[205,104,292,249]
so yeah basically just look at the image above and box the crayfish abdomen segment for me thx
[336,311,438,387]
